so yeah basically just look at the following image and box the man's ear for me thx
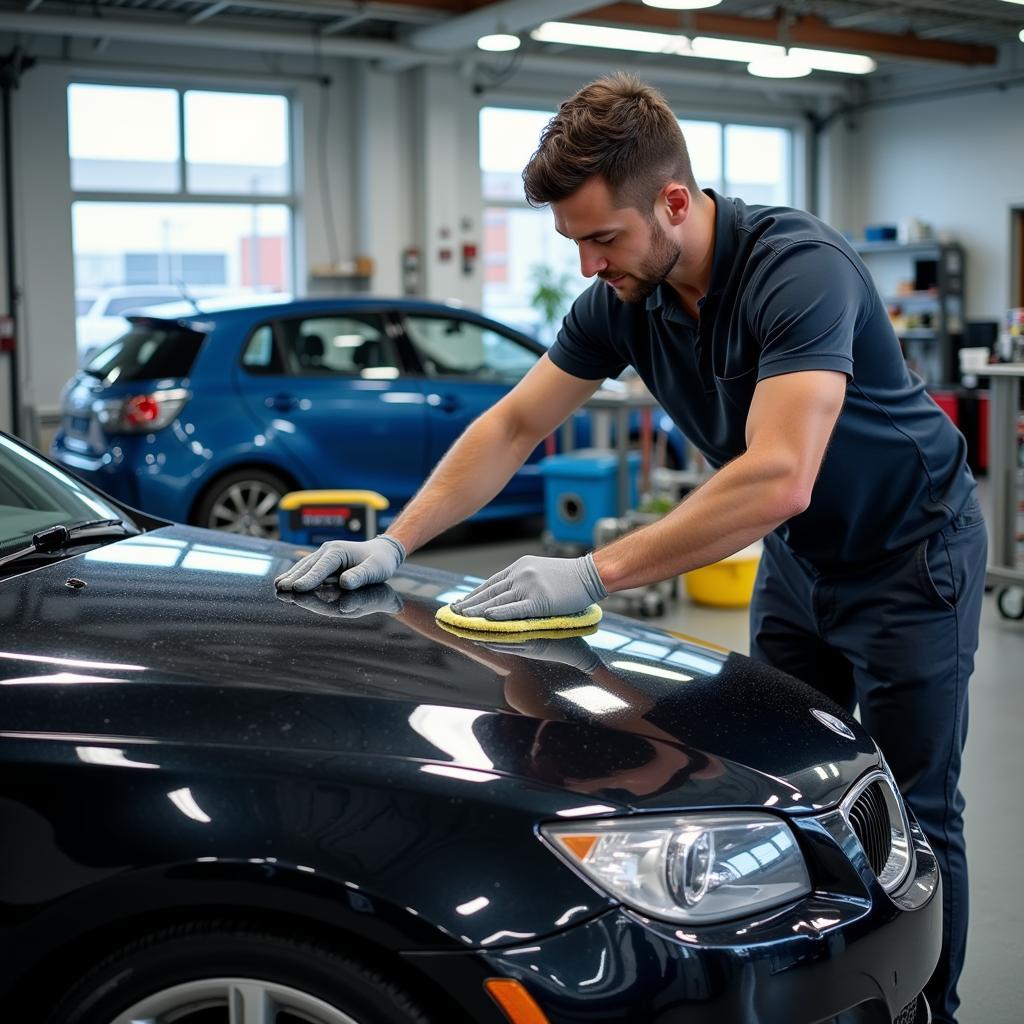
[663,182,691,225]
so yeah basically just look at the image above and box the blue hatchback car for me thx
[53,297,685,537]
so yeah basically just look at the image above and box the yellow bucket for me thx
[684,542,762,608]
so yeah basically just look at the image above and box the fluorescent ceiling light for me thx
[477,33,521,52]
[747,54,812,79]
[531,21,689,55]
[790,47,877,74]
[532,23,875,75]
[692,36,784,62]
[643,0,722,9]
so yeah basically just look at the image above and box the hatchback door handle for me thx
[267,393,298,411]
[428,393,462,414]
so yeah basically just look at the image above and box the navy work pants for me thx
[749,499,987,1024]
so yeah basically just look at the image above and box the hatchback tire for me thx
[48,921,435,1024]
[194,468,291,538]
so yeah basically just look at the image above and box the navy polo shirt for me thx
[549,190,975,567]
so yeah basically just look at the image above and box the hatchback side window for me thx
[241,325,283,374]
[277,315,398,378]
[404,316,539,383]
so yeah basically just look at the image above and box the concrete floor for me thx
[415,514,1023,1024]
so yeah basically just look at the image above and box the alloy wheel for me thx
[108,976,362,1024]
[209,481,282,537]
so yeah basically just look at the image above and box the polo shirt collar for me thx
[645,188,738,315]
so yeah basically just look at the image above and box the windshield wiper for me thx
[0,518,138,571]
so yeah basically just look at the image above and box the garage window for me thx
[480,107,793,340]
[68,83,294,364]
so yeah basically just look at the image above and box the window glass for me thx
[679,120,723,191]
[725,124,790,205]
[480,107,553,201]
[185,91,290,195]
[68,84,180,192]
[405,316,539,383]
[72,201,291,362]
[278,315,398,377]
[482,206,587,344]
[241,325,281,373]
[83,323,207,382]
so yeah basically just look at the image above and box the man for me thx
[276,74,985,1021]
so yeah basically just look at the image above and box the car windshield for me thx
[84,321,207,381]
[0,434,136,555]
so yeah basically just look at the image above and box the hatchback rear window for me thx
[84,321,206,381]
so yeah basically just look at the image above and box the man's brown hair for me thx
[522,73,696,213]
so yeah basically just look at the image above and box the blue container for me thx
[539,450,641,545]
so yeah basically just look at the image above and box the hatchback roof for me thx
[131,294,480,327]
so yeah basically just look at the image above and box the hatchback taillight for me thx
[96,388,190,434]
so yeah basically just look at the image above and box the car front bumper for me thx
[405,819,940,1024]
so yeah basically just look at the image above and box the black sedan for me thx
[0,430,939,1024]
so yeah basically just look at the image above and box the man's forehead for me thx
[552,179,631,240]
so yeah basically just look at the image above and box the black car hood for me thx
[0,525,876,812]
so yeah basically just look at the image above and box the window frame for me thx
[68,77,298,299]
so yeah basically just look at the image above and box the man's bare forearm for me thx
[593,449,807,592]
[385,413,539,554]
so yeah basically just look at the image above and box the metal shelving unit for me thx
[853,240,965,386]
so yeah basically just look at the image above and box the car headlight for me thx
[541,813,810,924]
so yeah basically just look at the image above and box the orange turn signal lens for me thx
[484,978,551,1024]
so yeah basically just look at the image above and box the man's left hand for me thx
[276,582,404,619]
[452,553,607,621]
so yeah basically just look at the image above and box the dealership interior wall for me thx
[1,4,1023,1022]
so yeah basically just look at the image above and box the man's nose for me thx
[578,243,607,278]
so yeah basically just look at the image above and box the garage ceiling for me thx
[2,1,1023,90]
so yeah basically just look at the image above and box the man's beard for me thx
[603,220,681,304]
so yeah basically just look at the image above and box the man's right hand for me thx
[274,534,406,592]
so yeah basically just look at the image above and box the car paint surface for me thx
[0,523,940,1022]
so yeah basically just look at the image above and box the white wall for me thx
[820,85,1024,321]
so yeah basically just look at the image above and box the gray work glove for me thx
[474,636,603,674]
[274,535,405,592]
[452,553,607,621]
[276,582,404,619]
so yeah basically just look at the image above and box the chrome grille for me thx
[840,769,912,892]
[848,780,892,876]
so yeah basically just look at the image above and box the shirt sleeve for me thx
[747,241,869,382]
[548,282,629,381]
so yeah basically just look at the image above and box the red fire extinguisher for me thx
[0,314,14,354]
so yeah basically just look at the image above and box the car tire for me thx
[194,467,292,538]
[48,920,436,1024]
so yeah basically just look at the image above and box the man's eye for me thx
[597,236,615,245]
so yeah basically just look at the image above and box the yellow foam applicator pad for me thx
[436,619,599,643]
[435,602,602,635]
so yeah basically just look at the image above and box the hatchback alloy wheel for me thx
[196,469,290,538]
